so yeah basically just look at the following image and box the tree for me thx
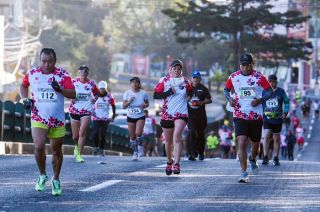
[163,0,313,70]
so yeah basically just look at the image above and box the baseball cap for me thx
[192,71,201,78]
[130,76,140,83]
[98,81,107,89]
[240,53,254,65]
[170,59,183,68]
[268,74,278,81]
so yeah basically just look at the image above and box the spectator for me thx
[218,125,232,159]
[286,130,296,161]
[206,131,219,158]
[143,110,157,157]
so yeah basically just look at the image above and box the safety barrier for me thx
[0,100,132,153]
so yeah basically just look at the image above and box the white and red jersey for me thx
[22,67,74,128]
[154,74,192,121]
[69,77,99,115]
[143,116,156,135]
[225,70,270,120]
[92,93,115,121]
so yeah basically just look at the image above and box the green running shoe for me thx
[74,145,79,158]
[51,179,62,196]
[35,175,48,191]
[76,154,85,163]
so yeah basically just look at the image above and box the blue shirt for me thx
[262,87,289,124]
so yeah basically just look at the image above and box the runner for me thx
[123,77,149,161]
[261,74,289,166]
[90,81,116,156]
[154,59,192,175]
[69,65,99,163]
[20,48,76,196]
[224,53,273,183]
[187,71,212,161]
[142,110,157,157]
[313,100,319,120]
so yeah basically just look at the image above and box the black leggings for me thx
[90,120,109,150]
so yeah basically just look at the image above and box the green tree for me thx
[163,0,313,70]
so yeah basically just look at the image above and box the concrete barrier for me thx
[0,141,130,156]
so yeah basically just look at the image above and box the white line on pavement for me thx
[307,134,311,139]
[297,154,301,158]
[309,126,313,130]
[81,180,123,192]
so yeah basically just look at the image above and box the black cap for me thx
[170,59,183,68]
[79,65,89,72]
[268,74,278,81]
[130,76,140,83]
[240,53,254,65]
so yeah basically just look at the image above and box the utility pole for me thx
[314,0,319,96]
[0,16,4,94]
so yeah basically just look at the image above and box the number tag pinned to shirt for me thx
[240,87,256,99]
[266,98,278,108]
[128,107,142,115]
[37,89,58,102]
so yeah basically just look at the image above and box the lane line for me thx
[81,180,123,192]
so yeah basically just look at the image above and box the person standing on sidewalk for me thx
[154,59,192,175]
[69,65,99,163]
[20,48,76,196]
[261,74,289,166]
[224,53,273,183]
[123,77,149,161]
[187,71,212,161]
[90,81,116,156]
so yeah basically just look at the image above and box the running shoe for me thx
[74,145,80,158]
[35,174,48,191]
[75,154,85,163]
[262,156,269,165]
[51,179,62,196]
[188,155,196,161]
[138,145,144,157]
[172,163,180,174]
[273,156,280,166]
[166,162,173,176]
[99,149,105,156]
[92,147,98,156]
[198,154,205,161]
[238,171,249,183]
[132,150,139,161]
[249,158,259,175]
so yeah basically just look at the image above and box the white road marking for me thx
[311,119,314,124]
[309,126,313,130]
[304,142,308,147]
[81,180,123,192]
[297,154,301,158]
[307,134,311,139]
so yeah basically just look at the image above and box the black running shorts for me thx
[233,118,263,142]
[263,122,283,134]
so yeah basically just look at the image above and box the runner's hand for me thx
[229,98,235,107]
[22,98,33,110]
[51,77,62,93]
[251,98,261,107]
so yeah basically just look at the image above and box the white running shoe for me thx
[132,150,139,161]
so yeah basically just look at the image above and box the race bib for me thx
[266,98,278,108]
[77,93,90,101]
[37,89,58,102]
[97,103,107,109]
[128,107,142,115]
[240,87,256,99]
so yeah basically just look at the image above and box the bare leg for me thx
[32,128,49,175]
[50,138,64,180]
[173,119,187,164]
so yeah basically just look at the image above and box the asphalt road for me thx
[1,155,320,212]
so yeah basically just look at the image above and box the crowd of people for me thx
[19,47,317,196]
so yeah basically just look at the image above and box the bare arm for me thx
[20,85,29,99]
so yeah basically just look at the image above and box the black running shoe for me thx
[198,154,204,161]
[172,163,180,174]
[188,155,196,161]
[166,162,173,175]
[273,157,280,166]
[262,156,269,165]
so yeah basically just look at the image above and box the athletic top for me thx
[154,74,192,121]
[123,89,148,119]
[22,67,74,128]
[92,93,115,121]
[225,70,270,120]
[69,77,99,115]
[262,87,289,124]
[143,116,156,134]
